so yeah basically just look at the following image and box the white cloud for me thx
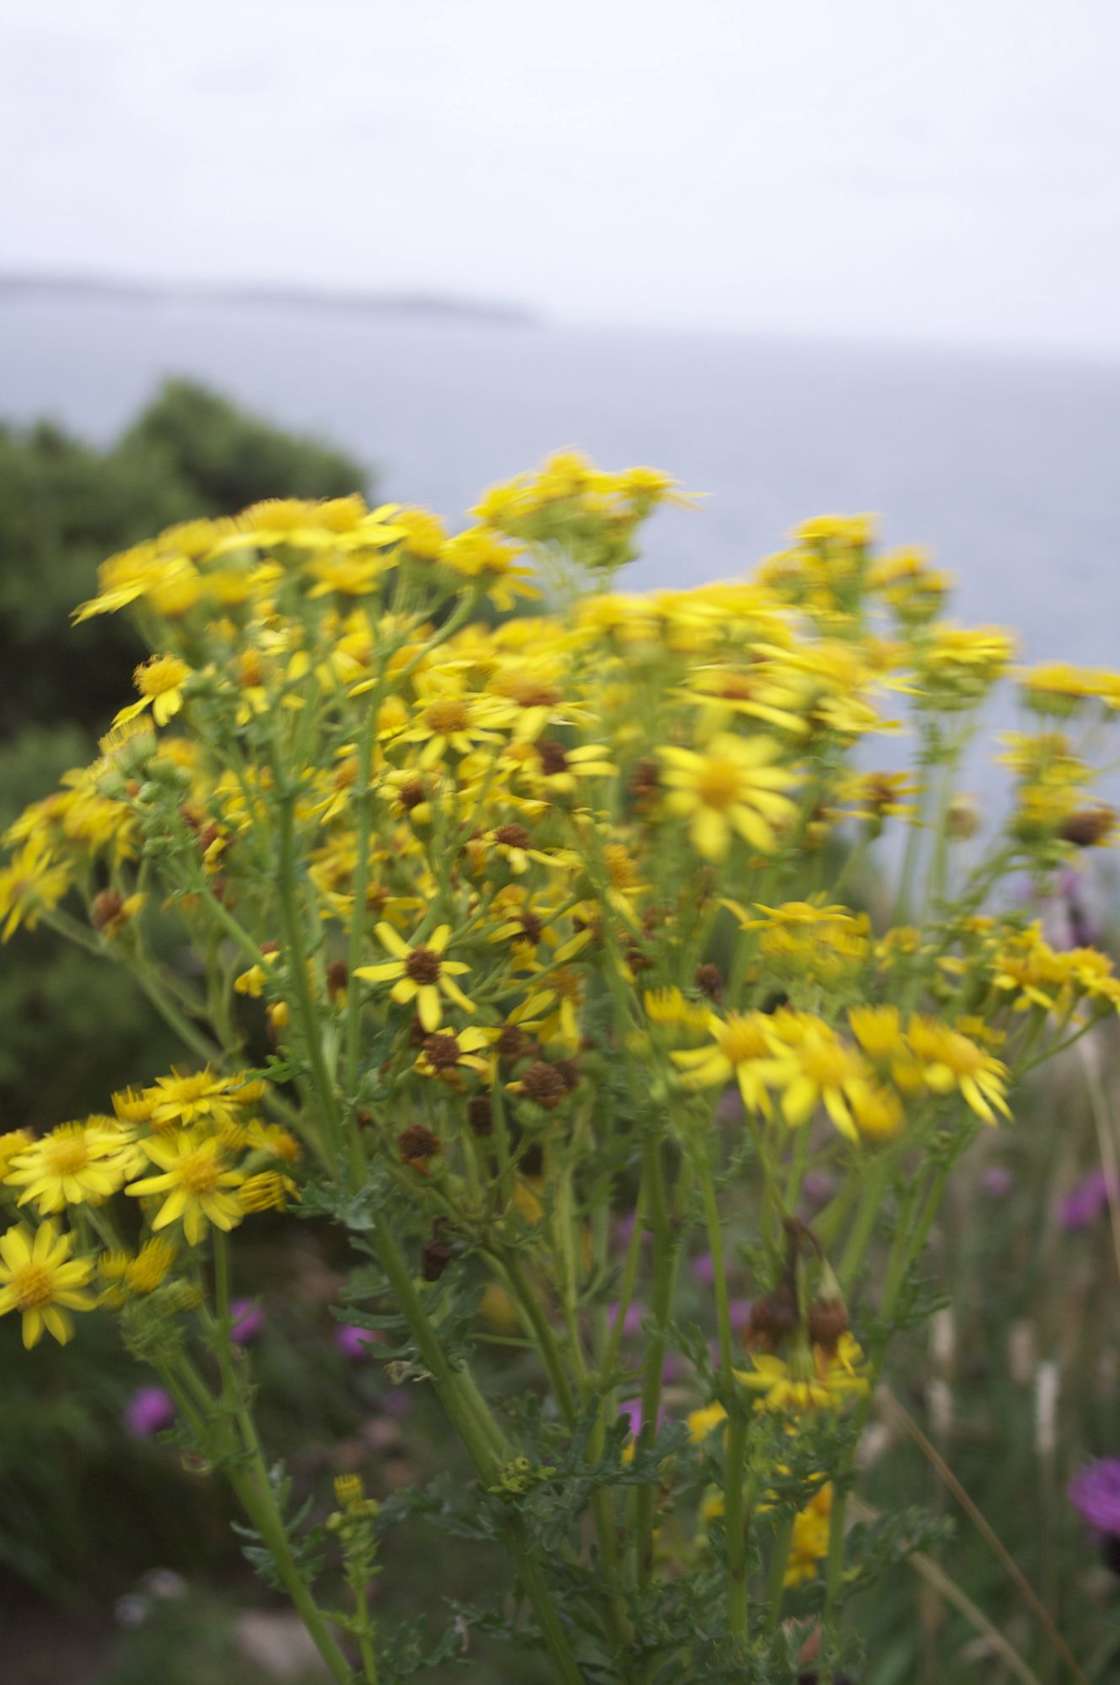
[3,0,1119,352]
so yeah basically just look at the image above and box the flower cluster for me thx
[2,451,1118,1679]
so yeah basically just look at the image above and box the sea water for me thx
[2,295,1118,672]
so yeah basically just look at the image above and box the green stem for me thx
[632,1132,680,1588]
[892,762,933,926]
[697,1146,733,1374]
[275,787,343,1169]
[214,1228,232,1324]
[696,1142,753,1646]
[838,1147,893,1295]
[517,1550,586,1685]
[189,1264,355,1685]
[354,1583,379,1685]
[764,1511,795,1637]
[819,1486,849,1684]
[368,1223,584,1680]
[499,1250,578,1425]
[229,1458,353,1685]
[724,1425,753,1647]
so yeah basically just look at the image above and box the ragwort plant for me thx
[0,452,1116,1682]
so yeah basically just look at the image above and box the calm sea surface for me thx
[2,297,1119,666]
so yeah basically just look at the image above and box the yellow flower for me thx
[847,1080,904,1141]
[246,1120,303,1163]
[769,1015,870,1137]
[727,898,869,982]
[906,1017,1011,1124]
[355,922,474,1032]
[736,1335,869,1413]
[848,1004,905,1062]
[234,951,278,998]
[784,1483,833,1586]
[0,1221,95,1348]
[672,1012,785,1114]
[795,514,875,548]
[238,1172,300,1213]
[676,664,808,737]
[392,674,508,767]
[113,654,192,728]
[396,507,448,562]
[413,1026,493,1081]
[643,987,711,1039]
[1017,662,1120,717]
[0,839,71,940]
[658,733,797,859]
[0,1129,34,1181]
[915,626,1015,710]
[98,1237,177,1304]
[7,1121,126,1214]
[442,529,540,611]
[143,1066,240,1130]
[305,551,390,598]
[480,1281,520,1333]
[687,1401,728,1444]
[834,770,919,825]
[126,1134,245,1245]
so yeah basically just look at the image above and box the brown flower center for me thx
[497,1025,532,1061]
[514,682,560,709]
[405,946,442,984]
[519,913,543,945]
[495,824,531,849]
[398,1123,440,1161]
[536,739,569,775]
[520,1061,567,1110]
[423,1033,462,1070]
[467,1095,493,1136]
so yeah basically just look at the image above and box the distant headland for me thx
[0,272,540,325]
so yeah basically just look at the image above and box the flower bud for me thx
[397,1123,440,1165]
[746,1284,797,1349]
[1060,806,1117,847]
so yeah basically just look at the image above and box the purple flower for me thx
[335,1323,381,1360]
[729,1298,752,1331]
[1069,1460,1120,1534]
[619,1398,644,1437]
[982,1166,1014,1198]
[690,1252,715,1285]
[230,1298,265,1345]
[124,1386,175,1438]
[380,1387,412,1418]
[1060,1170,1115,1231]
[607,1300,645,1337]
[800,1172,836,1214]
[613,1214,651,1251]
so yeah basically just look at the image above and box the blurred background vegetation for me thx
[0,379,368,1129]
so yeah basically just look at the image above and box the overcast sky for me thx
[3,0,1119,353]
